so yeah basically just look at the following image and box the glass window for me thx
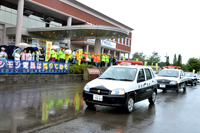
[125,38,127,45]
[150,69,155,78]
[11,13,17,25]
[118,38,120,43]
[128,39,130,46]
[121,38,124,44]
[137,69,145,81]
[145,68,152,80]
[99,67,137,81]
[0,10,5,22]
[158,70,179,77]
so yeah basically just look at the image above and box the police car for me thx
[185,72,197,86]
[156,66,187,92]
[83,64,158,113]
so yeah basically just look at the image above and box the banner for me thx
[78,49,83,66]
[87,39,116,49]
[156,63,158,71]
[45,41,52,61]
[0,59,69,73]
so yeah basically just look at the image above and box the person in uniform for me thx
[102,53,106,67]
[76,50,79,64]
[0,47,7,59]
[51,48,57,62]
[96,54,101,67]
[113,56,117,65]
[59,48,65,63]
[88,52,91,65]
[105,53,109,67]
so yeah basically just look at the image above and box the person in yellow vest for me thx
[102,53,106,67]
[54,49,59,62]
[84,52,89,64]
[59,48,65,63]
[51,48,57,62]
[76,50,79,64]
[105,53,109,67]
[123,55,126,61]
[88,52,91,65]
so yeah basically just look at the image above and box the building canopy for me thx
[28,25,130,40]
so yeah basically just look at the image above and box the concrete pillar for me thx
[67,17,72,26]
[15,0,24,45]
[114,51,116,56]
[101,48,104,54]
[86,44,89,52]
[128,53,130,60]
[94,39,101,54]
[108,49,110,55]
[67,38,71,48]
[67,17,72,48]
[119,52,121,60]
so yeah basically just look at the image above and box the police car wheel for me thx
[162,89,166,92]
[176,85,181,92]
[125,97,134,113]
[194,82,197,86]
[86,102,94,108]
[191,82,194,86]
[183,83,186,92]
[149,91,156,104]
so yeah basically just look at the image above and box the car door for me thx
[135,68,148,102]
[144,68,154,98]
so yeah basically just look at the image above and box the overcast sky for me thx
[77,0,200,64]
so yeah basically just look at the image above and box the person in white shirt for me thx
[72,50,76,64]
[27,50,32,61]
[0,47,8,59]
[14,50,21,61]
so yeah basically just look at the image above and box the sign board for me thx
[87,68,101,74]
[87,39,116,49]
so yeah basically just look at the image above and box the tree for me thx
[186,58,200,73]
[176,54,182,67]
[131,52,146,62]
[148,51,160,65]
[166,56,170,66]
[173,54,177,66]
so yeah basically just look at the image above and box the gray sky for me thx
[77,0,200,64]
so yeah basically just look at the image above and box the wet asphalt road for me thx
[0,81,200,133]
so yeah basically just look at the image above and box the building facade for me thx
[0,0,133,59]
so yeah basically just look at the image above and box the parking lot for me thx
[0,81,199,133]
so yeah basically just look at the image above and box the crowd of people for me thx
[0,47,118,67]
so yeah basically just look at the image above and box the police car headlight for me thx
[111,89,125,95]
[84,85,90,92]
[169,81,177,85]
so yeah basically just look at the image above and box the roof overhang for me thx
[27,25,130,40]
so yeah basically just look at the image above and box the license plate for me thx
[93,94,103,101]
[160,84,166,88]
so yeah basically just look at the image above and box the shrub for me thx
[69,64,94,74]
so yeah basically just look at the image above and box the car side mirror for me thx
[137,78,145,83]
[194,75,196,77]
[97,74,101,77]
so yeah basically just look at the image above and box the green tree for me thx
[176,54,182,67]
[166,56,170,66]
[131,52,146,62]
[186,58,200,73]
[148,51,160,65]
[173,54,177,66]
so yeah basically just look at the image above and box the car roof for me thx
[110,65,153,69]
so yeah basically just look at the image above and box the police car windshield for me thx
[158,70,179,77]
[185,73,194,77]
[99,67,137,81]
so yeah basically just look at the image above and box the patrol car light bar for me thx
[117,60,143,65]
[165,66,181,69]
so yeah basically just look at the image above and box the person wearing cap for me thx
[76,50,79,63]
[0,47,7,59]
[81,52,85,64]
[84,52,89,64]
[54,49,59,62]
[68,50,72,63]
[113,56,117,65]
[88,52,91,65]
[91,53,94,65]
[108,55,113,67]
[102,53,106,67]
[51,48,57,62]
[123,55,126,61]
[27,50,32,61]
[32,50,39,61]
[94,53,97,66]
[105,53,109,67]
[59,48,65,63]
[39,48,45,61]
[96,53,101,67]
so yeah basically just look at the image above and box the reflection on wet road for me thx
[0,82,200,133]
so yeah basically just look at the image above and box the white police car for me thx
[83,65,158,113]
[156,66,187,92]
[185,72,197,86]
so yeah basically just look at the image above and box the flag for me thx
[156,63,158,71]
[45,41,52,61]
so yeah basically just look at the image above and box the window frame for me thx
[144,68,152,80]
